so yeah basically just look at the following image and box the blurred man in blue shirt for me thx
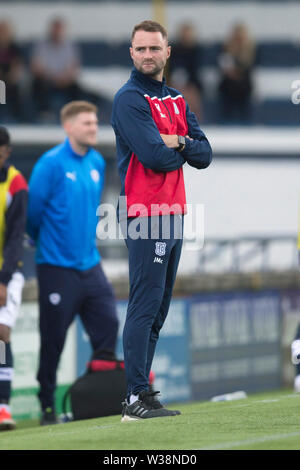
[27,101,119,425]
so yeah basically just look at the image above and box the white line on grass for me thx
[1,423,119,445]
[197,432,300,450]
[214,393,300,409]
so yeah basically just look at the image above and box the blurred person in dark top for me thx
[30,18,112,123]
[0,127,28,431]
[30,18,82,119]
[0,21,24,122]
[169,23,203,122]
[218,23,256,124]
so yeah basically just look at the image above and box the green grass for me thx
[2,389,300,450]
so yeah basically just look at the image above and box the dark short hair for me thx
[0,126,10,146]
[60,101,98,123]
[131,20,168,42]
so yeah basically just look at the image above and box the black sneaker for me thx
[141,390,163,409]
[121,391,180,422]
[40,407,59,426]
[140,390,181,415]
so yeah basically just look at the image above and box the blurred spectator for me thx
[169,23,203,122]
[0,21,24,122]
[30,18,83,120]
[218,23,256,124]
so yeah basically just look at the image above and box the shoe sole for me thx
[0,420,16,431]
[121,412,181,422]
[121,415,141,422]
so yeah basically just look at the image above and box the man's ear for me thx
[129,47,133,60]
[63,120,71,135]
[0,145,11,167]
[167,45,171,60]
[6,145,12,158]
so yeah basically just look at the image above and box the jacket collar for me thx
[64,138,90,159]
[130,67,166,95]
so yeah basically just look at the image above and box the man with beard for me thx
[111,21,212,421]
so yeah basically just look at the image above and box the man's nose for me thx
[144,48,153,59]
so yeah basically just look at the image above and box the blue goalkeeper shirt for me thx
[27,138,105,270]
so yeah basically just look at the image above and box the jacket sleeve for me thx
[0,175,28,286]
[27,156,56,241]
[181,102,213,169]
[112,90,185,172]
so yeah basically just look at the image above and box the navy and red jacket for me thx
[111,67,212,219]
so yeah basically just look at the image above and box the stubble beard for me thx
[137,60,165,80]
[74,135,96,152]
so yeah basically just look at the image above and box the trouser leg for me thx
[145,236,183,380]
[79,263,119,354]
[0,273,24,405]
[123,215,183,398]
[0,340,13,404]
[37,265,79,409]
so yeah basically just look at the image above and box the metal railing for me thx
[196,235,298,272]
[23,234,298,278]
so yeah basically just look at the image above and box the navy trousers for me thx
[37,263,119,409]
[122,215,183,398]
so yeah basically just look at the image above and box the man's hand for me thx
[160,134,180,149]
[0,283,7,307]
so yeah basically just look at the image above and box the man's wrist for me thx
[176,135,186,152]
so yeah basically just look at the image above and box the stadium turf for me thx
[2,389,300,450]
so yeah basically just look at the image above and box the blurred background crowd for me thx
[0,17,112,123]
[0,0,299,126]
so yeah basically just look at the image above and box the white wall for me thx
[184,158,299,238]
[181,157,300,272]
